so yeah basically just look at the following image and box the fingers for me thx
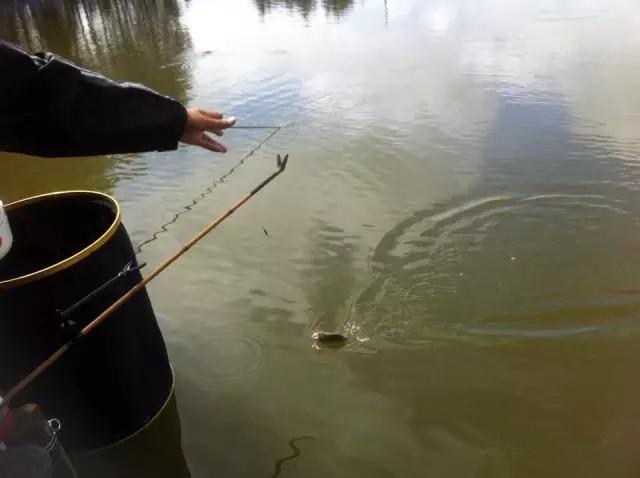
[197,133,227,153]
[182,108,236,153]
[201,116,236,131]
[195,115,235,131]
[197,109,236,130]
[199,109,223,119]
[187,108,237,132]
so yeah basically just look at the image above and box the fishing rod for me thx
[0,154,290,409]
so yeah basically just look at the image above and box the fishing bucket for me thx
[0,191,173,452]
[71,391,191,478]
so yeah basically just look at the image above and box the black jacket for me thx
[0,40,187,158]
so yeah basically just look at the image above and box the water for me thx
[2,0,640,476]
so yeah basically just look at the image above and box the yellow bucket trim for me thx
[0,191,121,291]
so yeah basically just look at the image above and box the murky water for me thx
[3,0,640,476]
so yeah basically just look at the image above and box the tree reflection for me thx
[0,0,191,101]
[254,0,354,19]
[322,0,353,16]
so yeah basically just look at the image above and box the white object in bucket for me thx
[0,201,13,261]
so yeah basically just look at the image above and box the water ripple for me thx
[325,194,640,347]
[183,333,266,390]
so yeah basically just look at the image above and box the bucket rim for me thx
[0,191,121,291]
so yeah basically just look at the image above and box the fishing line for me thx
[135,125,285,253]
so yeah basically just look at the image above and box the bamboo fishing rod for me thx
[0,154,289,409]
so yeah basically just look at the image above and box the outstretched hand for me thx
[180,108,236,153]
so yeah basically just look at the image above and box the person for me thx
[0,39,236,158]
[0,39,237,477]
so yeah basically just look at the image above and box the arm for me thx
[0,41,234,158]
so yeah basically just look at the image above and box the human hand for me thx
[180,109,236,153]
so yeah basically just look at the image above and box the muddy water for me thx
[2,0,640,476]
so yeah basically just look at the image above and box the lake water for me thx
[2,0,640,476]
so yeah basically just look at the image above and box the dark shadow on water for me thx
[302,218,362,333]
[71,391,192,478]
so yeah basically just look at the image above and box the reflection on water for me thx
[255,0,354,18]
[4,0,640,476]
[0,0,191,96]
[344,88,640,346]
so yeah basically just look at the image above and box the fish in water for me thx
[311,331,347,347]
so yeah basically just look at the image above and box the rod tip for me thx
[277,154,289,171]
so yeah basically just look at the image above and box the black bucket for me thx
[71,390,191,478]
[0,191,173,452]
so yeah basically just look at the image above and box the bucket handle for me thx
[58,260,146,340]
[44,418,62,453]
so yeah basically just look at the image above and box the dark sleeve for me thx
[0,40,187,158]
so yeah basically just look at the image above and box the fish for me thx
[311,331,347,347]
